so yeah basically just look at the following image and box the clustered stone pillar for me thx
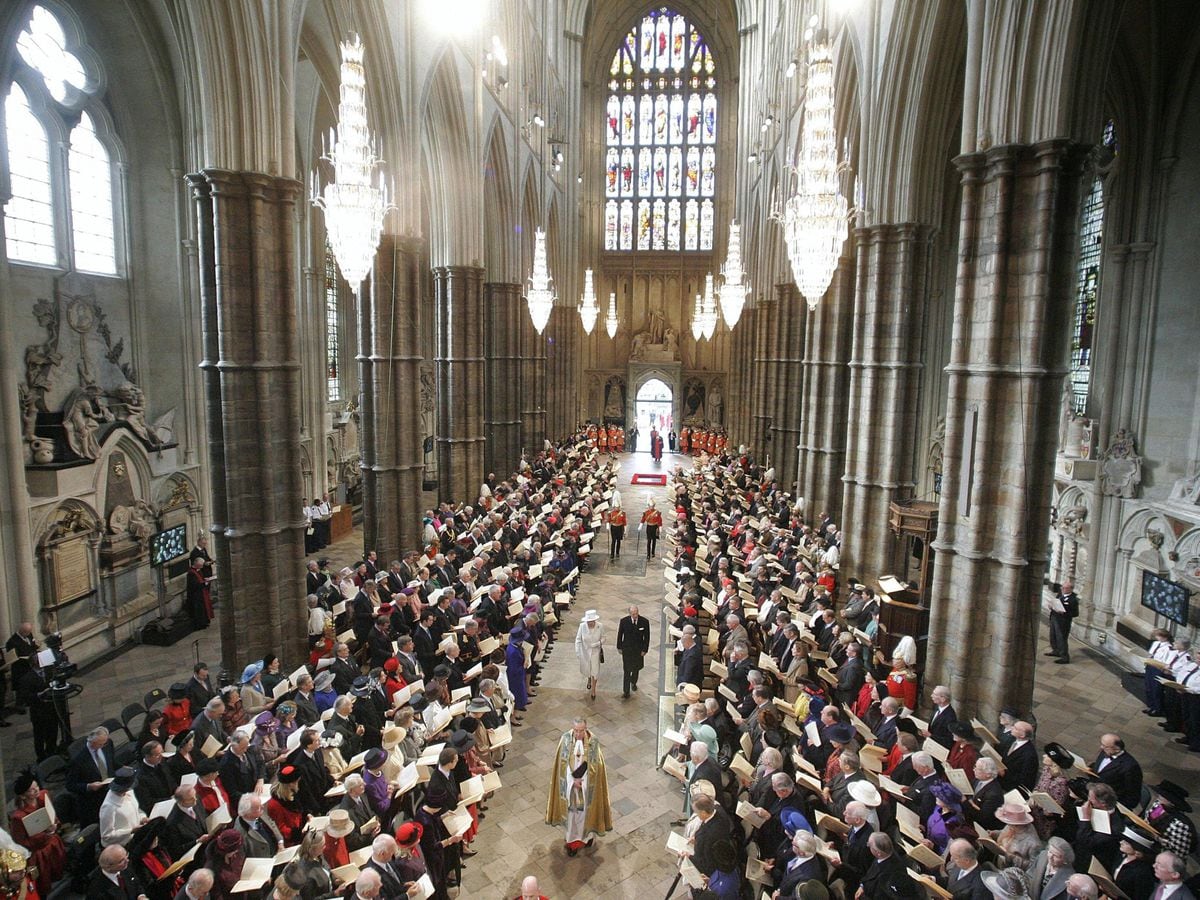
[434,265,485,500]
[360,235,426,559]
[841,223,930,579]
[546,304,578,438]
[727,304,755,447]
[927,141,1086,721]
[188,170,308,669]
[749,290,776,459]
[797,252,855,524]
[483,282,523,475]
[769,284,806,491]
[519,310,547,455]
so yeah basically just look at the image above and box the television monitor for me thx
[150,524,187,567]
[1140,569,1191,626]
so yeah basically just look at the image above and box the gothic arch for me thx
[421,49,474,265]
[483,119,517,281]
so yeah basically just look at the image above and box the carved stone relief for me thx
[1100,428,1143,498]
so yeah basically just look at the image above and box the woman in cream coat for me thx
[575,610,606,700]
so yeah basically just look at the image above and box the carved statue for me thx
[1168,471,1200,506]
[49,505,89,541]
[630,332,649,361]
[647,308,666,345]
[663,327,679,359]
[1099,428,1143,498]
[708,383,724,425]
[1059,505,1088,536]
[61,383,112,459]
[110,382,159,447]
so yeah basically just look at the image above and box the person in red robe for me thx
[8,774,66,897]
[650,428,664,462]
[0,849,39,900]
[186,556,213,630]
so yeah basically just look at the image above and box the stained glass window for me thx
[325,241,341,401]
[603,7,717,253]
[1069,120,1116,414]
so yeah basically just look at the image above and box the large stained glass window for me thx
[604,8,716,253]
[324,241,341,402]
[1068,120,1116,414]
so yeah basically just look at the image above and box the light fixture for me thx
[771,27,851,311]
[785,59,798,78]
[748,152,759,164]
[700,272,718,340]
[311,35,393,293]
[605,292,619,338]
[490,35,508,67]
[690,294,703,341]
[525,228,556,334]
[579,268,599,334]
[717,220,750,328]
[531,112,545,127]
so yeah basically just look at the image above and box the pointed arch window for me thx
[1068,119,1116,414]
[324,241,342,402]
[4,4,119,274]
[604,8,716,253]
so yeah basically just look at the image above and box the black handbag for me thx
[599,648,605,664]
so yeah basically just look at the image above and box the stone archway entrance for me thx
[634,378,673,452]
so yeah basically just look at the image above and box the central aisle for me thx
[461,449,691,899]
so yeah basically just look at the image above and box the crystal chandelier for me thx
[578,268,599,334]
[605,292,618,338]
[773,28,850,311]
[525,228,556,334]
[717,219,750,328]
[311,35,392,292]
[690,294,703,341]
[700,272,718,340]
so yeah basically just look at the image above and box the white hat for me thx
[848,781,882,807]
[583,610,600,623]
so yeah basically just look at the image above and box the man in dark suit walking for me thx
[616,605,651,698]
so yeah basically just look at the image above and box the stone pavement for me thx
[1,449,1195,895]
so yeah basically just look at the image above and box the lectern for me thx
[876,500,939,669]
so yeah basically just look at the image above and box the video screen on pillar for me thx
[1140,570,1190,627]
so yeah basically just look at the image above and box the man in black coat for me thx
[968,758,1004,830]
[677,629,703,690]
[925,685,958,749]
[287,729,334,817]
[945,839,991,900]
[219,733,265,809]
[366,616,394,670]
[860,833,920,900]
[67,725,117,825]
[89,844,148,899]
[184,663,215,714]
[161,784,208,860]
[834,802,876,894]
[835,643,866,706]
[616,605,651,698]
[1000,721,1039,791]
[330,642,361,696]
[689,793,733,876]
[1091,733,1143,810]
[134,740,178,813]
[1048,579,1081,664]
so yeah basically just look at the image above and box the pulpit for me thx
[876,500,939,669]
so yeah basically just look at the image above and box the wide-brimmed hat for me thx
[826,723,856,745]
[1152,780,1192,812]
[351,676,372,697]
[195,758,221,777]
[168,682,188,700]
[676,684,701,703]
[449,729,476,753]
[690,779,716,799]
[949,721,977,742]
[848,781,881,807]
[111,767,137,791]
[240,661,264,684]
[326,809,355,838]
[996,802,1034,826]
[313,671,335,692]
[364,748,387,770]
[982,869,1029,900]
[253,712,279,733]
[1121,825,1157,852]
[1043,742,1074,770]
[382,725,406,749]
[583,609,600,623]
[395,821,423,847]
[467,698,491,715]
[781,808,811,835]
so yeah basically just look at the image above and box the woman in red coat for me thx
[266,767,305,846]
[886,658,919,712]
[8,774,66,897]
[946,722,981,775]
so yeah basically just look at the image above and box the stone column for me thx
[188,170,307,669]
[927,141,1087,721]
[797,252,855,523]
[841,223,931,579]
[483,282,523,475]
[769,284,806,491]
[519,309,547,454]
[546,304,577,439]
[434,265,485,500]
[750,291,777,459]
[362,235,426,558]
[727,304,754,446]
